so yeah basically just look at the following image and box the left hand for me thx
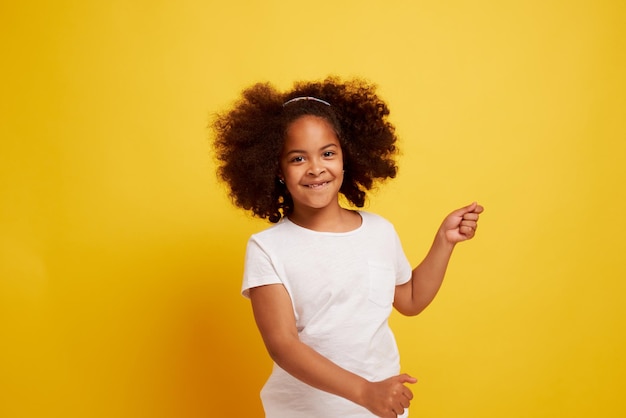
[440,202,484,244]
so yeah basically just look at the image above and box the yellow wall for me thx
[1,1,624,417]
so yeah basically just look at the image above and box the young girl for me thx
[212,77,483,418]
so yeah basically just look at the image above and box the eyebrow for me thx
[283,143,338,156]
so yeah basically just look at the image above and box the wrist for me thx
[351,376,371,408]
[435,229,456,252]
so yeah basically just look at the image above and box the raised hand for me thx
[440,202,484,244]
[360,374,417,418]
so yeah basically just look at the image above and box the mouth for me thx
[305,181,330,189]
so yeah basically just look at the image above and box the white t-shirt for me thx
[242,211,412,418]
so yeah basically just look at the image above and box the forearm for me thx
[251,284,370,406]
[266,335,368,406]
[406,231,455,315]
[396,202,483,316]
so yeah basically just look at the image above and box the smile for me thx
[305,181,330,189]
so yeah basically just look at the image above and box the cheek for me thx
[334,160,345,176]
[281,167,301,185]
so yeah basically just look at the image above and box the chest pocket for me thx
[367,261,395,308]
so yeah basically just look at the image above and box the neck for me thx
[288,205,361,233]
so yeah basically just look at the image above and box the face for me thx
[280,115,344,216]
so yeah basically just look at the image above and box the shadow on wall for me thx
[76,235,270,418]
[157,242,268,417]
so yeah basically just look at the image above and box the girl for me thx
[212,77,483,418]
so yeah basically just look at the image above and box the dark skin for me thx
[212,77,400,223]
[250,115,484,417]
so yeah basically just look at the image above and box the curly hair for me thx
[211,76,400,223]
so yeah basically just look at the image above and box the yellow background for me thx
[1,1,625,417]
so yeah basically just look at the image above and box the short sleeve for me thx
[241,236,283,298]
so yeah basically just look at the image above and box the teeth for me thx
[308,182,327,188]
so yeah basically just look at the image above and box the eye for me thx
[323,151,336,158]
[290,155,305,163]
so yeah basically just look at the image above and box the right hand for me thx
[360,374,417,418]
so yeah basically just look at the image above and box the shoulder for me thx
[358,211,402,241]
[360,211,396,231]
[247,218,294,248]
[250,219,288,237]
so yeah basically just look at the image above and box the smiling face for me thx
[280,115,344,220]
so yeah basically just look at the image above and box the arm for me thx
[394,202,484,316]
[250,283,416,418]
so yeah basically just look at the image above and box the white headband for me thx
[283,96,331,107]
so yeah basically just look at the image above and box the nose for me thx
[307,159,325,176]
